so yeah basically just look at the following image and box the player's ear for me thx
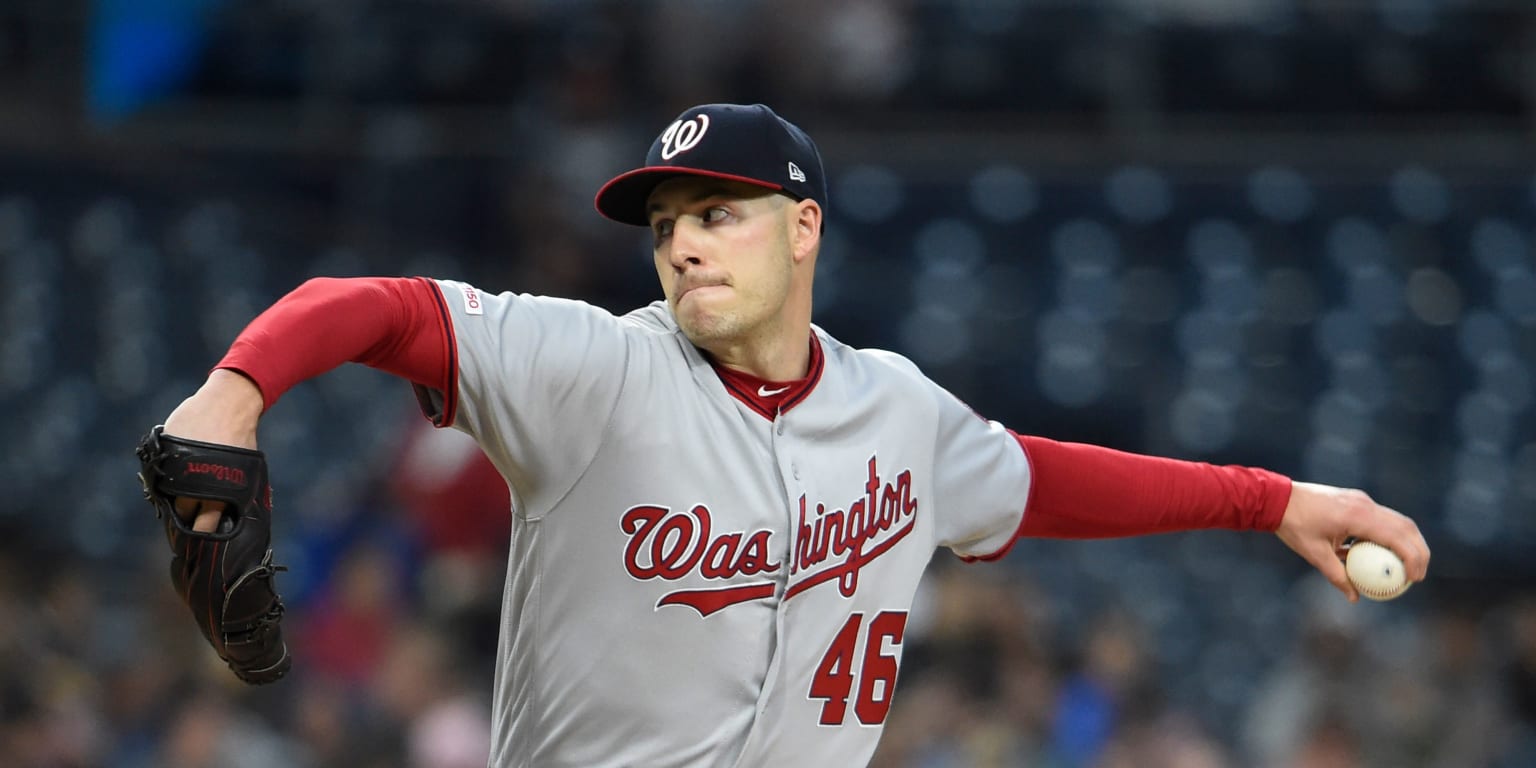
[789,199,821,264]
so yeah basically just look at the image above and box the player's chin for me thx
[676,309,739,344]
[677,315,723,343]
[674,295,727,327]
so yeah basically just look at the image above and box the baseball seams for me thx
[1345,541,1410,601]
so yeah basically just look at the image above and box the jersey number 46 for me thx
[809,611,907,726]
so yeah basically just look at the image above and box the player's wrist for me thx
[162,368,265,448]
[205,366,263,395]
[203,368,265,417]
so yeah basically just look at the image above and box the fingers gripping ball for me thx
[135,425,292,684]
[1345,541,1410,601]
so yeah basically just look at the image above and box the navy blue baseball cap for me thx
[594,103,827,227]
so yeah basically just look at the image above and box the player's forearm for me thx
[216,276,452,411]
[1015,434,1291,538]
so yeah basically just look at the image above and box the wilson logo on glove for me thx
[184,462,246,484]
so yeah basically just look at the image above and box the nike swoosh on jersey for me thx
[757,385,790,396]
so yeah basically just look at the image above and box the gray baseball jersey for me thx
[428,279,1033,767]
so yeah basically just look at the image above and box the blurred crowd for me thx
[2,0,1535,766]
[874,561,1536,768]
[0,416,513,768]
[6,467,1536,767]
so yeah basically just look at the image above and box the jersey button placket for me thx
[771,415,800,503]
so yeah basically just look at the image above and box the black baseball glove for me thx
[135,425,291,684]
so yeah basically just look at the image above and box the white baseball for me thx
[1345,541,1410,601]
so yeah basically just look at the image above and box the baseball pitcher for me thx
[140,103,1430,767]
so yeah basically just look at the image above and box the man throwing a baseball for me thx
[142,103,1430,767]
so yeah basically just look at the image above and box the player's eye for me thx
[703,206,730,224]
[652,219,674,243]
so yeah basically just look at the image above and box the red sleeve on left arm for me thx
[1012,433,1292,539]
[215,276,457,425]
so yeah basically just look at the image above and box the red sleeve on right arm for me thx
[1014,433,1292,539]
[216,276,457,424]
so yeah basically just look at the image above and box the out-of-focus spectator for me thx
[388,417,511,562]
[289,681,359,767]
[386,416,512,663]
[288,679,405,768]
[1241,580,1381,768]
[1501,594,1536,767]
[146,687,306,768]
[373,623,492,768]
[873,562,1059,767]
[1373,595,1511,768]
[297,541,406,688]
[1050,607,1155,767]
[1094,712,1229,768]
[1285,719,1360,768]
[0,546,109,768]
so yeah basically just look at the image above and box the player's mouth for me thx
[677,278,731,303]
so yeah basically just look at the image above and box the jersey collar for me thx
[711,333,825,420]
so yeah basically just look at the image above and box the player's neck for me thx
[701,322,812,381]
[695,277,815,380]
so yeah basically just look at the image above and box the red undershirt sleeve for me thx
[1011,432,1292,539]
[215,276,457,425]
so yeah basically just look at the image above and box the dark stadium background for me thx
[1,2,1532,766]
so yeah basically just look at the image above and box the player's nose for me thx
[667,218,706,268]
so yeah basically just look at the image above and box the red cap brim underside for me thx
[593,167,786,226]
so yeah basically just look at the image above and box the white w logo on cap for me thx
[659,115,710,160]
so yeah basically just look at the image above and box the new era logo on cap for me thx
[594,103,827,227]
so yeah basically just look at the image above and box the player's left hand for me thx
[1274,481,1429,602]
